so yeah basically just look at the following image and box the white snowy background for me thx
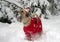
[0,0,60,42]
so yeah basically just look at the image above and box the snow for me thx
[0,12,3,18]
[6,0,23,8]
[0,22,25,42]
[0,15,60,42]
[5,7,14,20]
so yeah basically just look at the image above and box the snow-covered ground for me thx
[0,15,60,42]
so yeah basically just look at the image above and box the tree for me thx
[47,0,57,15]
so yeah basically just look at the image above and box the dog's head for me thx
[19,7,30,18]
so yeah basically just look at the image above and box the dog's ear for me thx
[19,8,24,14]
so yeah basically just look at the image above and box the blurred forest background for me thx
[0,0,60,24]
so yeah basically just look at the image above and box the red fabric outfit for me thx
[23,17,42,40]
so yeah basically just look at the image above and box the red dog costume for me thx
[23,17,42,40]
